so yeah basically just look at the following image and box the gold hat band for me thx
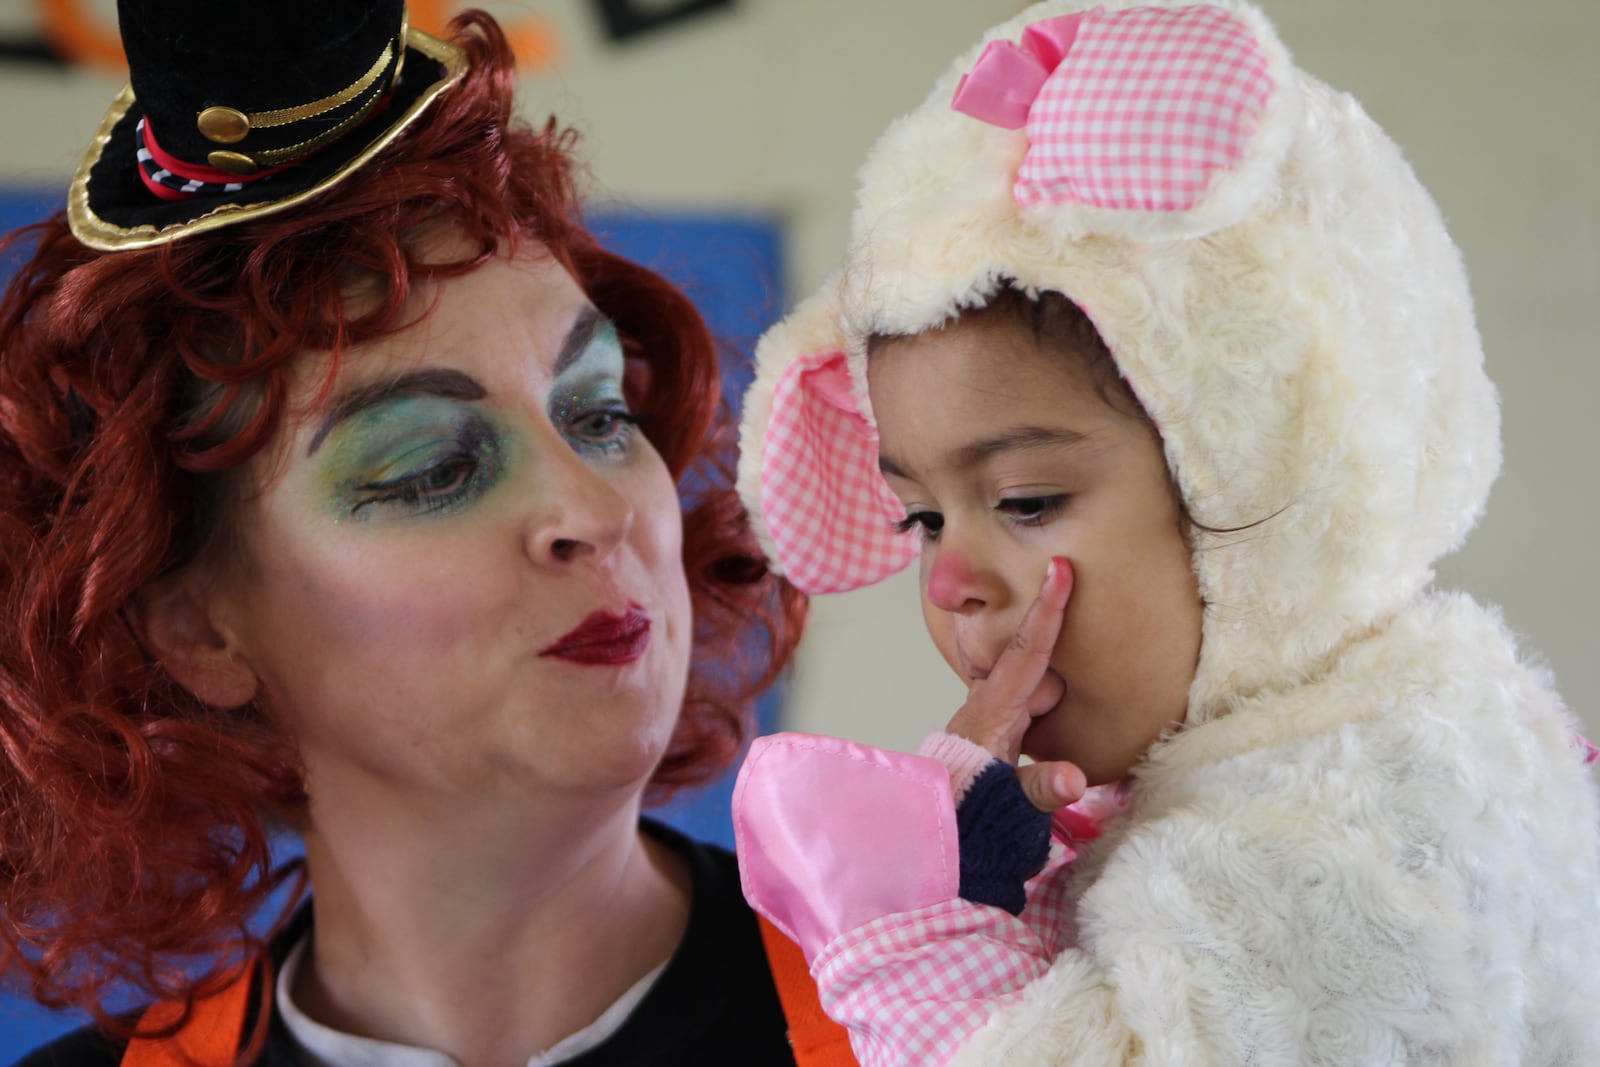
[197,33,398,146]
[207,83,391,172]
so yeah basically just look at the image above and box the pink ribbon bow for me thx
[952,13,1087,130]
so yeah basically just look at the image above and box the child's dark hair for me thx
[970,283,1151,427]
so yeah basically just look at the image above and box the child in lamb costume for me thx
[731,2,1600,1064]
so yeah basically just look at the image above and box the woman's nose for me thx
[524,451,634,568]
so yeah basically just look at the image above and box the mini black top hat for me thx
[67,0,466,251]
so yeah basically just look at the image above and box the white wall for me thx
[1,0,1593,746]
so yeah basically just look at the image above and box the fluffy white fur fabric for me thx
[738,0,1600,1061]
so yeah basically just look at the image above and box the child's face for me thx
[870,310,1202,785]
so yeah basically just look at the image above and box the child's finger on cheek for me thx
[948,559,1075,761]
[1026,555,1074,634]
[987,556,1074,698]
[1045,555,1075,606]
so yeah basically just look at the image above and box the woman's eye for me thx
[997,495,1067,525]
[332,413,506,523]
[573,410,633,439]
[566,407,643,452]
[893,510,945,542]
[411,456,477,495]
[353,453,482,516]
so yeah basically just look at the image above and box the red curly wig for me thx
[0,10,805,1031]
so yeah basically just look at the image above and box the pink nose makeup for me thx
[925,548,979,611]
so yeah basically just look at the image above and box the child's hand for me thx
[944,556,1087,812]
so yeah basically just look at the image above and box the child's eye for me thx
[996,495,1067,526]
[893,510,945,542]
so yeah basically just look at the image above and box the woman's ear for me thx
[135,566,260,709]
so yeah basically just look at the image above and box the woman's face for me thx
[200,243,693,806]
[869,309,1203,785]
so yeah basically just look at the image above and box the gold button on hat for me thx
[205,150,259,174]
[196,106,250,145]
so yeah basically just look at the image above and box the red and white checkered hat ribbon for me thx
[953,4,1273,213]
[760,350,920,594]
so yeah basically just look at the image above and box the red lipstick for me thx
[540,606,652,666]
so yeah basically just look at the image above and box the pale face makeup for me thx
[870,309,1203,785]
[202,242,693,811]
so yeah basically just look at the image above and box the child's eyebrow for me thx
[879,425,1092,478]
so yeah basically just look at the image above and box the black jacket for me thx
[16,821,798,1067]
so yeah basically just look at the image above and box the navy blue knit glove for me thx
[955,760,1053,914]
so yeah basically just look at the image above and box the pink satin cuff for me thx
[733,732,961,963]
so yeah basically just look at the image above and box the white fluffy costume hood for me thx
[738,0,1497,727]
[737,1,1600,1062]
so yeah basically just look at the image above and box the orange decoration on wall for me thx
[33,0,558,74]
[38,0,123,71]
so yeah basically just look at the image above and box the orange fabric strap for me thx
[757,916,859,1067]
[120,929,850,1067]
[121,961,257,1067]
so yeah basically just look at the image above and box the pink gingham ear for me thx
[954,4,1276,215]
[759,350,920,594]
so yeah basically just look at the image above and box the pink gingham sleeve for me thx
[811,852,1079,1067]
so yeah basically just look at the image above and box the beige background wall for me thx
[2,0,1594,746]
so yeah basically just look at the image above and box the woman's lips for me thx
[539,606,652,665]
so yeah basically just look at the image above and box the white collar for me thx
[275,930,668,1067]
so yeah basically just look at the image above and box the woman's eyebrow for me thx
[306,308,609,456]
[879,425,1092,478]
[552,306,607,378]
[307,369,485,455]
